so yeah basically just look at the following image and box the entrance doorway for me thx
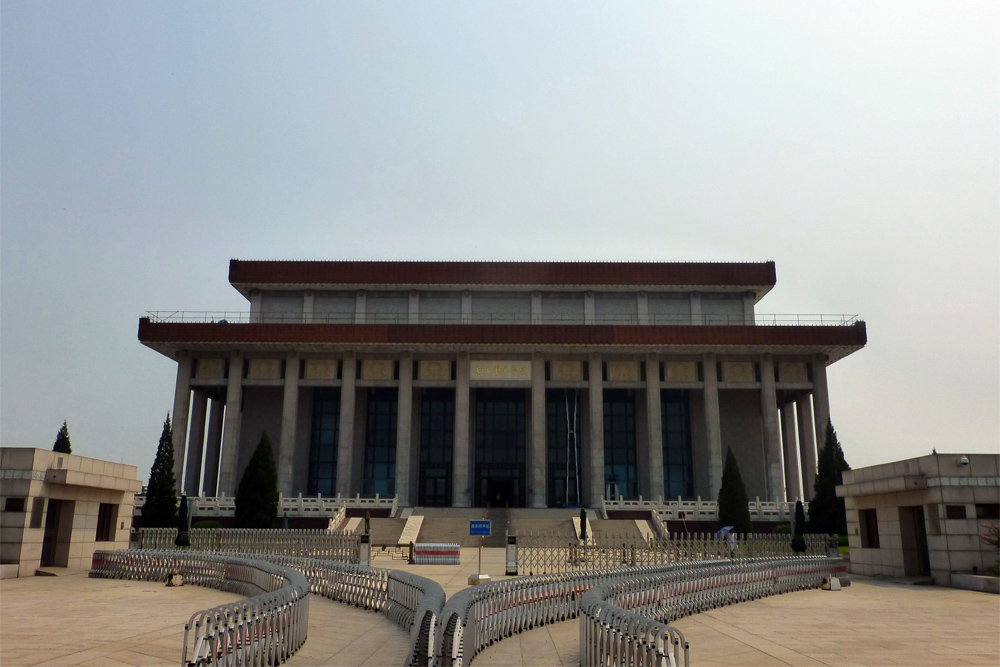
[474,388,527,507]
[899,505,930,576]
[40,499,73,567]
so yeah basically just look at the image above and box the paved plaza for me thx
[1,549,997,666]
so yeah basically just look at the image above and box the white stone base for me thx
[468,574,492,585]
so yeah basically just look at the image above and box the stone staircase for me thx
[369,518,406,546]
[413,507,578,547]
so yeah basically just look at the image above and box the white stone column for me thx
[703,353,723,499]
[531,291,542,325]
[395,354,413,506]
[303,291,314,323]
[184,390,208,496]
[530,353,546,508]
[354,291,367,324]
[408,291,419,324]
[760,355,784,502]
[812,354,831,453]
[461,292,472,324]
[202,397,225,496]
[171,354,193,494]
[588,353,604,507]
[645,353,664,500]
[453,352,471,507]
[742,292,756,325]
[336,354,357,496]
[781,402,801,501]
[250,292,262,323]
[218,352,243,496]
[637,292,649,325]
[797,396,817,501]
[278,352,300,496]
[690,292,703,325]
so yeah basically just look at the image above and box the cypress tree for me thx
[235,432,279,529]
[717,447,752,535]
[791,500,808,552]
[52,420,72,454]
[809,420,851,535]
[142,415,178,528]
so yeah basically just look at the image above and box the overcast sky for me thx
[2,2,997,483]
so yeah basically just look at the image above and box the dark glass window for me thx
[363,388,397,496]
[976,504,1000,519]
[96,503,117,542]
[547,389,582,507]
[603,389,637,499]
[419,388,454,507]
[945,505,967,519]
[474,389,526,507]
[662,390,693,499]
[308,388,341,495]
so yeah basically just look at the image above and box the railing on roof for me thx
[143,311,860,326]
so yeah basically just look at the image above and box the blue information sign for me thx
[470,520,491,536]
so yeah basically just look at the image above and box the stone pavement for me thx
[3,553,998,667]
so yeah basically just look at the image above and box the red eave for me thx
[228,260,776,290]
[138,319,866,362]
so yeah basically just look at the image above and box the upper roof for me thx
[228,260,777,298]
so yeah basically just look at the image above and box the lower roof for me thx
[138,320,866,363]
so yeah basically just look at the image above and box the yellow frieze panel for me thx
[549,361,583,382]
[721,361,755,383]
[361,360,394,381]
[418,360,451,381]
[247,359,281,380]
[779,362,808,383]
[304,359,338,381]
[607,361,640,382]
[665,361,698,383]
[195,358,225,379]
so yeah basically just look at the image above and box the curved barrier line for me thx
[435,556,845,667]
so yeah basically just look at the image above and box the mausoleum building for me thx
[137,260,866,509]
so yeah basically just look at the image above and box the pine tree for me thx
[52,420,72,454]
[809,420,851,535]
[235,432,279,529]
[717,447,752,535]
[791,500,808,552]
[142,415,178,528]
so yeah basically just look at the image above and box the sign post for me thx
[469,519,491,585]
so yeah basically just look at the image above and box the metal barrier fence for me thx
[89,549,445,667]
[435,555,844,667]
[515,532,831,575]
[136,528,360,563]
[579,556,845,667]
[90,549,310,667]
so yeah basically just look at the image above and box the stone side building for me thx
[138,260,866,509]
[1,448,141,577]
[838,453,1000,585]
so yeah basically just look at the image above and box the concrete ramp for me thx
[342,517,362,534]
[398,514,424,545]
[634,519,655,541]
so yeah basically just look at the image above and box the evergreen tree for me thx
[235,432,279,529]
[809,420,851,535]
[717,447,752,535]
[52,420,72,454]
[791,500,808,552]
[142,415,178,528]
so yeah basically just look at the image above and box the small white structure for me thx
[1,448,142,577]
[837,453,999,587]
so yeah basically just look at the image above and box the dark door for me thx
[474,388,527,507]
[40,500,62,567]
[900,505,930,576]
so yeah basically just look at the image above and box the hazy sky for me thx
[2,2,997,483]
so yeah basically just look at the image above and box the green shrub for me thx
[192,520,223,529]
[772,524,791,534]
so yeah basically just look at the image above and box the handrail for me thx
[136,527,360,563]
[602,495,810,521]
[90,549,310,667]
[143,310,861,327]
